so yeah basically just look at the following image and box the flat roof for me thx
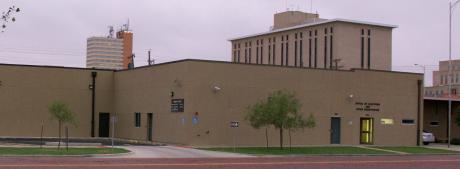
[424,97,460,102]
[0,59,421,76]
[0,63,114,71]
[228,18,398,41]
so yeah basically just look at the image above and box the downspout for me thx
[91,72,97,137]
[417,80,422,146]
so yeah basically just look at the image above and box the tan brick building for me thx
[0,60,422,146]
[0,11,423,147]
[425,60,460,97]
[230,11,395,71]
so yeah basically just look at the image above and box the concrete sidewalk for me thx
[426,143,460,151]
[108,146,252,158]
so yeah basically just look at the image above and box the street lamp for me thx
[414,64,426,86]
[448,0,460,148]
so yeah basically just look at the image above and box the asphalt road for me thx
[1,155,460,169]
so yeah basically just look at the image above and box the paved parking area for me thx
[111,146,252,158]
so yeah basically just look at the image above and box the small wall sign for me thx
[230,121,239,128]
[355,102,380,112]
[171,99,184,112]
[192,116,199,125]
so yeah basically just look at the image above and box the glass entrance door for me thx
[360,118,373,144]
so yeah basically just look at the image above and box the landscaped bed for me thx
[201,146,392,155]
[0,147,129,156]
[374,147,460,154]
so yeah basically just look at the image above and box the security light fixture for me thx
[173,79,182,87]
[346,94,354,102]
[213,86,221,92]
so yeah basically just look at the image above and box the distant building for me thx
[229,11,396,70]
[116,30,134,69]
[86,37,124,70]
[86,27,133,70]
[425,60,460,97]
[424,60,460,142]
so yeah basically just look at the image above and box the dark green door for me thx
[98,113,110,137]
[330,117,341,144]
[147,113,153,141]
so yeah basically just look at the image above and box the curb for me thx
[0,148,132,157]
[253,153,460,157]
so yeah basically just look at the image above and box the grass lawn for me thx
[0,147,129,155]
[202,146,392,155]
[375,147,460,154]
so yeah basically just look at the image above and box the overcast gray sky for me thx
[0,0,459,86]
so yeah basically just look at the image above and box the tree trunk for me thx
[58,121,61,149]
[289,129,292,151]
[265,127,269,149]
[279,127,283,149]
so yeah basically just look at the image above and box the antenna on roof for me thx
[311,0,313,13]
[107,26,114,38]
[122,19,130,31]
[285,0,288,11]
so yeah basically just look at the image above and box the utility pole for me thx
[414,64,426,86]
[128,54,135,69]
[147,49,154,66]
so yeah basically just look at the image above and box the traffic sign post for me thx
[111,115,117,149]
[230,121,239,152]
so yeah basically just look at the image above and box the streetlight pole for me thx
[448,0,460,148]
[414,64,426,86]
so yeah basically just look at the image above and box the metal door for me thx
[147,113,153,141]
[98,113,110,137]
[330,117,341,144]
[360,118,374,144]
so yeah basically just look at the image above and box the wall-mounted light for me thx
[173,79,182,87]
[213,86,221,93]
[347,94,354,102]
[170,91,175,98]
[88,84,94,90]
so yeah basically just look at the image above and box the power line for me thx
[392,65,438,67]
[0,47,84,53]
[0,51,83,57]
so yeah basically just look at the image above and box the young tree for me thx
[285,114,316,150]
[246,102,271,148]
[48,101,77,149]
[246,90,316,149]
[456,106,460,127]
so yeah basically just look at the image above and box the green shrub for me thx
[451,138,460,145]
